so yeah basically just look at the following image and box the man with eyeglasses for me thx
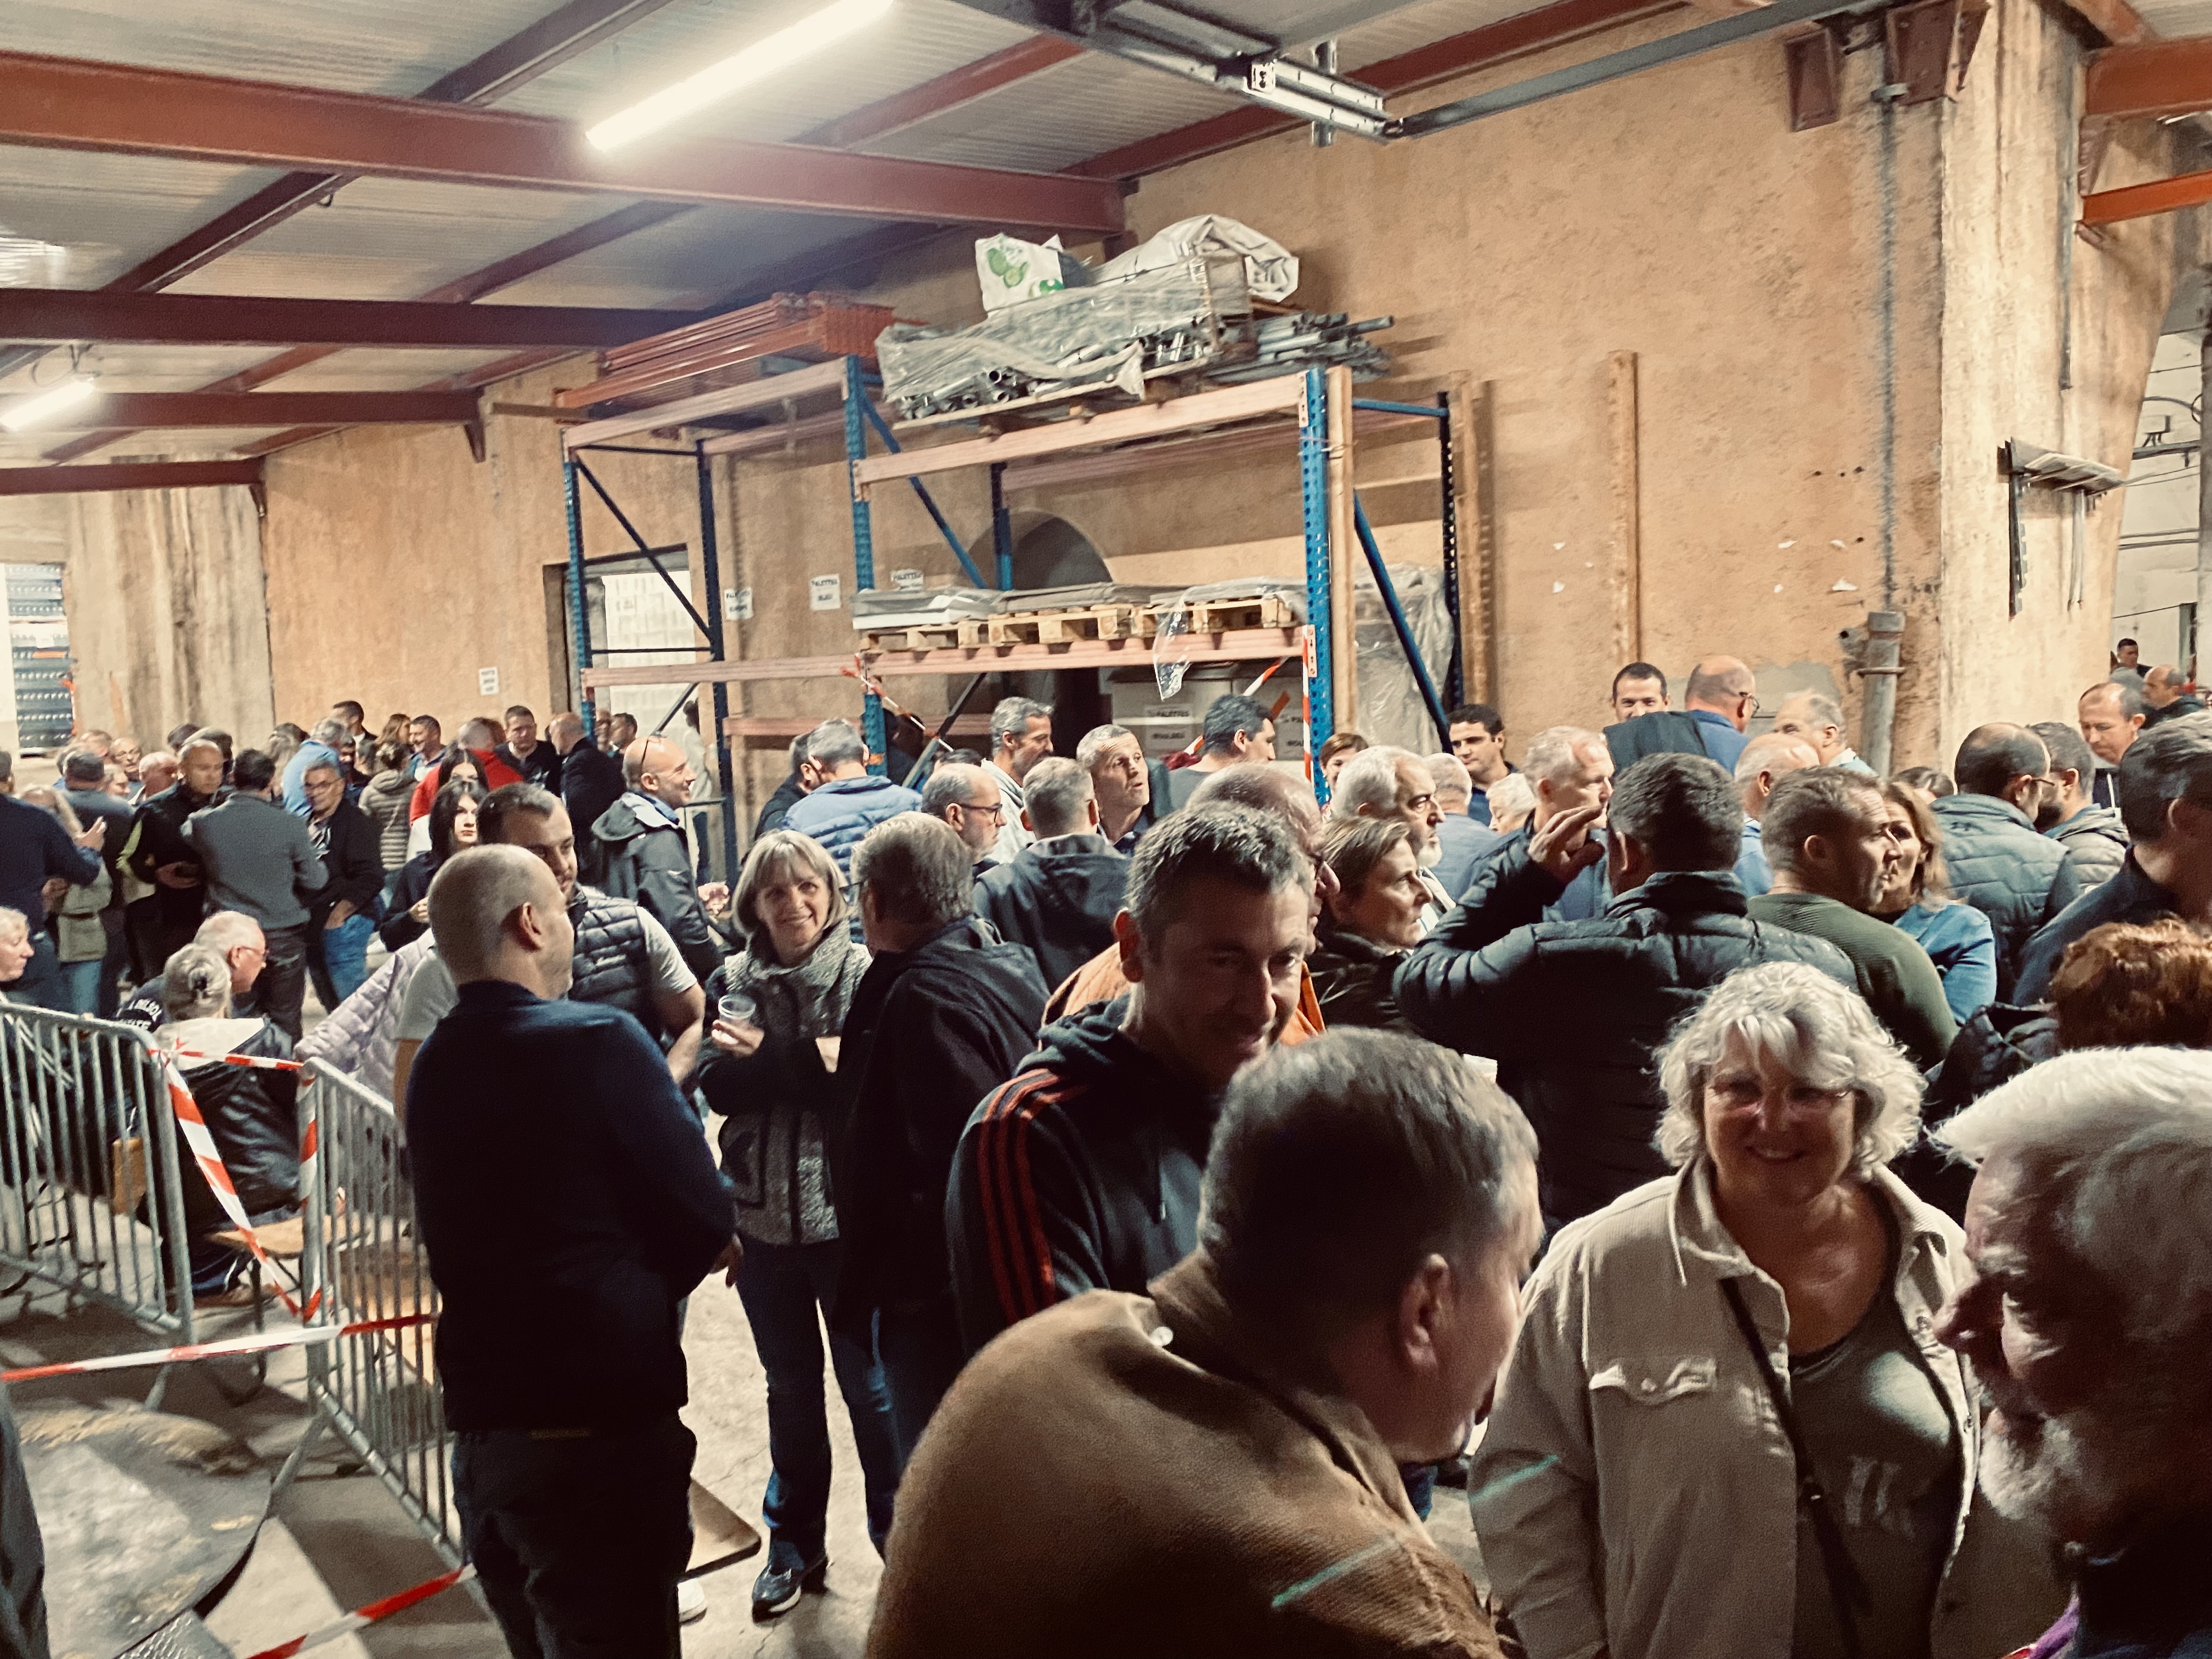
[116,910,267,1030]
[1679,656,1759,771]
[919,764,1007,877]
[1325,747,1454,930]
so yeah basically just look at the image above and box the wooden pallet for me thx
[978,605,1158,646]
[856,623,970,653]
[1159,592,1301,634]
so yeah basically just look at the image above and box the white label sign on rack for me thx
[890,568,926,592]
[477,667,500,697]
[809,575,842,612]
[723,588,748,622]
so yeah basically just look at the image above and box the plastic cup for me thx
[718,992,757,1027]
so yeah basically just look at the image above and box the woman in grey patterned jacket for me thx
[696,828,900,1620]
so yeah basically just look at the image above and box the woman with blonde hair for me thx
[696,829,899,1619]
[1472,960,2061,1659]
[1872,777,1997,1025]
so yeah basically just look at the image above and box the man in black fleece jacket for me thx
[949,805,1312,1356]
[971,757,1127,990]
[826,813,1048,1464]
[408,845,736,1657]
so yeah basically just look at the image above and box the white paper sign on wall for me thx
[722,588,744,621]
[735,588,753,621]
[809,575,842,612]
[890,568,926,592]
[477,667,500,696]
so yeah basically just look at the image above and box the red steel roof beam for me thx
[0,50,1126,234]
[0,460,263,495]
[0,290,706,348]
[2085,33,2212,117]
[24,391,481,429]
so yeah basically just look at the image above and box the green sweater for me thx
[1746,891,1957,1068]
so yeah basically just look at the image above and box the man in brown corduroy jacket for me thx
[868,1030,1540,1659]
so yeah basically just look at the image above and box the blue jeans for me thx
[58,958,101,1016]
[306,912,374,1011]
[734,1235,899,1562]
[874,1294,968,1472]
[455,1417,695,1659]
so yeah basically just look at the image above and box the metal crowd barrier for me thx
[283,1060,460,1565]
[0,1005,196,1361]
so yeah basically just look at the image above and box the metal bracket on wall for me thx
[1785,28,1843,129]
[2002,438,2126,616]
[1884,0,1990,105]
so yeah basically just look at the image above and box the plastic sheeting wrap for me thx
[1353,564,1454,755]
[877,256,1246,419]
[1096,215,1299,302]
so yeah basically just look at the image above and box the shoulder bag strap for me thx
[1720,1276,1873,1659]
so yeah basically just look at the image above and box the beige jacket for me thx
[1470,1161,2064,1659]
[870,1254,1502,1659]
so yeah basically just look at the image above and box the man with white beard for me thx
[1934,1048,2212,1657]
[1326,746,1453,930]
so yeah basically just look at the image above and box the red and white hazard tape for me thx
[155,1048,321,1319]
[160,1048,307,1073]
[0,1313,435,1383]
[242,1563,476,1659]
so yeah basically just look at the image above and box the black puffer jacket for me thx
[1307,919,1414,1032]
[167,1016,300,1232]
[1903,1003,2059,1220]
[970,833,1128,994]
[1931,794,2087,998]
[1395,847,1855,1226]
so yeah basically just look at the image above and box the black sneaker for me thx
[751,1552,828,1621]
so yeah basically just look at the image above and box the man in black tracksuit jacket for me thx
[947,806,1314,1357]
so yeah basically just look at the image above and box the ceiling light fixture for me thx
[1,374,97,433]
[588,0,895,151]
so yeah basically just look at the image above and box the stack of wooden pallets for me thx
[555,292,896,413]
[855,590,1300,654]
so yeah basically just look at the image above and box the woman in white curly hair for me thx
[1469,960,2062,1659]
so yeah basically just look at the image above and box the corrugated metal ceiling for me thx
[0,0,1635,454]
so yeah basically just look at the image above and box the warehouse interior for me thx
[4,0,2212,1651]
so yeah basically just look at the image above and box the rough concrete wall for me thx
[1933,0,2178,764]
[0,478,274,746]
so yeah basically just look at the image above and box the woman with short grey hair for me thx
[696,828,898,1620]
[1472,960,2061,1659]
[157,943,301,1306]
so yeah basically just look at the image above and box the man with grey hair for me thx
[973,757,1126,991]
[2077,679,2146,811]
[1329,746,1453,927]
[829,814,1048,1459]
[919,761,1006,875]
[116,910,267,1031]
[1485,724,1615,923]
[1770,688,1872,775]
[785,720,923,922]
[2018,709,2212,998]
[1933,1048,2212,1655]
[1731,731,1821,897]
[981,696,1054,866]
[1076,723,1154,853]
[876,1031,1541,1659]
[1400,752,1854,1224]
[409,843,737,1658]
[1424,752,1500,902]
[951,804,1310,1358]
[280,715,348,815]
[1680,654,1758,771]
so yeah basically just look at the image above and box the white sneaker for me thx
[678,1578,708,1624]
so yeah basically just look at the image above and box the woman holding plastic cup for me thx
[696,828,899,1620]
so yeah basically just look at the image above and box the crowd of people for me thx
[2,647,2209,1659]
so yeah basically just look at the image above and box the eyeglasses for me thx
[958,800,1006,820]
[1740,692,1763,715]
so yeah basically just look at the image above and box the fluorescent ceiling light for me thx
[588,0,895,150]
[1,374,97,433]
